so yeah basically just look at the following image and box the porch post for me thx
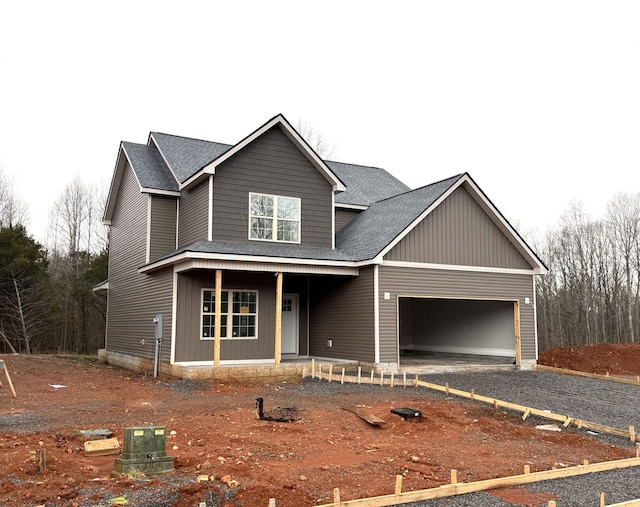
[214,270,222,368]
[274,272,283,364]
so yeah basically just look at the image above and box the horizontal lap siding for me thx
[212,127,333,248]
[175,271,276,362]
[335,208,362,232]
[309,268,374,362]
[386,186,531,269]
[107,163,173,361]
[149,195,177,260]
[378,266,536,362]
[178,179,209,248]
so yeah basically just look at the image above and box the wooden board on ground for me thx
[343,407,386,426]
[84,437,120,456]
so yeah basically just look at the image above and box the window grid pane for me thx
[202,290,257,339]
[249,193,300,243]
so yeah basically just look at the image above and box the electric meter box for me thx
[113,425,174,475]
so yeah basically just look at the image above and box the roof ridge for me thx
[150,131,233,146]
[370,173,465,205]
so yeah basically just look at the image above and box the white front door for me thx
[281,294,299,355]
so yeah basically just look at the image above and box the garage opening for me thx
[398,297,518,366]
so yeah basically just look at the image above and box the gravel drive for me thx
[389,370,640,506]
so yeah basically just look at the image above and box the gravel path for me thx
[394,371,640,506]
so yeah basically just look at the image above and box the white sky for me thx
[1,1,639,244]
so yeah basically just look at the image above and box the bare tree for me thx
[0,166,28,228]
[295,120,336,159]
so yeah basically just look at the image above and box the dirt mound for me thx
[538,343,640,375]
[0,353,636,506]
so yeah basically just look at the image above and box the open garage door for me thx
[398,297,520,366]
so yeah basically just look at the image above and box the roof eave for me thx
[180,115,346,192]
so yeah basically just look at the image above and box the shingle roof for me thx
[327,161,410,206]
[121,142,179,192]
[336,174,464,261]
[150,132,232,183]
[169,239,354,262]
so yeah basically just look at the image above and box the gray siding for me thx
[175,270,276,362]
[335,208,362,232]
[106,162,173,361]
[378,265,536,363]
[212,126,333,248]
[149,195,177,260]
[385,186,532,269]
[178,178,209,248]
[309,268,375,361]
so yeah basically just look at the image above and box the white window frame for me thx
[201,289,259,340]
[248,192,301,244]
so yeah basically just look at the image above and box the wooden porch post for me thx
[214,270,222,368]
[514,300,522,367]
[274,272,283,364]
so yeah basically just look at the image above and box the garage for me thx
[398,296,519,365]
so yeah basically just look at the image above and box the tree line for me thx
[0,169,107,354]
[535,193,640,351]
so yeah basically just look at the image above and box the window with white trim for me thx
[249,193,300,243]
[201,289,258,339]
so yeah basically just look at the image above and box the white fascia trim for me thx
[104,146,127,222]
[374,264,380,364]
[208,175,213,241]
[382,260,540,275]
[175,199,180,249]
[334,203,368,210]
[170,258,358,276]
[145,195,152,264]
[372,174,548,274]
[331,193,335,249]
[140,187,181,197]
[181,115,346,192]
[140,251,359,274]
[148,133,181,184]
[374,178,462,262]
[170,269,178,364]
[462,175,549,274]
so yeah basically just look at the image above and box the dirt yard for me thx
[0,344,638,507]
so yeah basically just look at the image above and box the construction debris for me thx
[255,398,299,422]
[343,407,386,426]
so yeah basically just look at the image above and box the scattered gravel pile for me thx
[0,412,48,433]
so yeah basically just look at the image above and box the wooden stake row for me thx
[535,364,640,386]
[313,457,640,507]
[308,363,637,443]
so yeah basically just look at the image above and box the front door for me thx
[281,294,299,354]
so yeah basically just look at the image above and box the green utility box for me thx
[113,425,174,476]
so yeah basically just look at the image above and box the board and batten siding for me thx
[175,270,276,362]
[335,208,362,232]
[378,265,536,363]
[178,178,209,248]
[211,126,333,248]
[149,195,177,260]
[385,186,532,269]
[309,268,375,362]
[106,162,173,361]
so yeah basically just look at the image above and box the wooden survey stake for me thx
[0,359,17,397]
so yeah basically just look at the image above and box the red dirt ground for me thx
[0,345,637,507]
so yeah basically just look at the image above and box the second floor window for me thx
[249,193,300,243]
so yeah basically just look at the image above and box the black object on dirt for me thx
[255,397,299,422]
[391,407,423,422]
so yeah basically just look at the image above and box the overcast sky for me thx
[1,1,639,244]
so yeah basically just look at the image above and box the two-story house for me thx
[101,114,547,379]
